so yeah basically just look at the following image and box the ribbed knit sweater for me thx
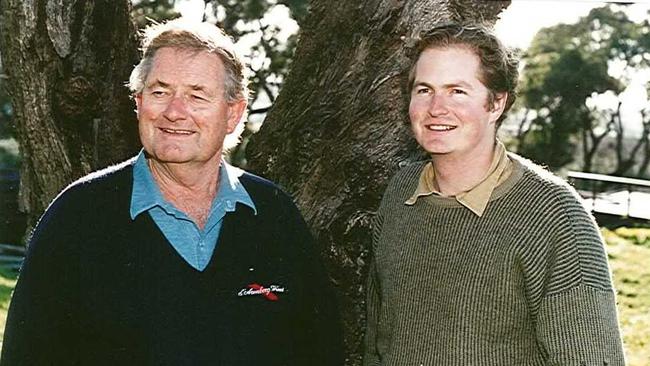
[364,155,625,366]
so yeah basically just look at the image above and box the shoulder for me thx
[29,157,136,243]
[391,160,427,184]
[42,157,136,218]
[382,160,427,201]
[238,171,298,212]
[509,153,584,208]
[236,171,312,238]
[508,153,603,245]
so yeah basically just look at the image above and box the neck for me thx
[147,157,222,229]
[149,159,221,194]
[430,143,496,197]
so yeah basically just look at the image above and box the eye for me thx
[150,89,167,97]
[415,87,431,95]
[191,94,207,101]
[451,88,466,95]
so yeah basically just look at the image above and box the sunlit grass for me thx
[0,266,18,342]
[604,227,650,366]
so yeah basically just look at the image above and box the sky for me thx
[495,0,650,49]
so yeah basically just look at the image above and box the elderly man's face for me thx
[408,46,505,159]
[135,47,246,168]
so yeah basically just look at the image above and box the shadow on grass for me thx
[595,213,650,229]
[0,283,14,307]
[0,267,17,281]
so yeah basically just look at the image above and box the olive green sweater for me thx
[364,155,625,366]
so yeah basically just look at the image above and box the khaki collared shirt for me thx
[405,141,513,217]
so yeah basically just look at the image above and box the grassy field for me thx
[0,266,17,342]
[603,227,650,366]
[0,228,648,363]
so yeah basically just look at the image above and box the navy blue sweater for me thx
[1,159,343,365]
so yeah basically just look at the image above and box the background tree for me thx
[246,1,510,363]
[0,0,141,228]
[132,0,181,26]
[0,55,14,141]
[511,5,650,176]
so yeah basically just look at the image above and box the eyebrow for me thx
[146,79,170,89]
[444,81,473,89]
[146,80,212,94]
[188,84,209,93]
[412,80,474,90]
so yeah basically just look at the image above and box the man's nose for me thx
[428,94,448,117]
[163,95,189,121]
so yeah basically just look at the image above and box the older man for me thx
[2,19,342,365]
[364,23,625,365]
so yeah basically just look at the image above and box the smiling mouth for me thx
[425,124,456,131]
[159,127,195,135]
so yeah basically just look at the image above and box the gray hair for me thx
[128,18,249,103]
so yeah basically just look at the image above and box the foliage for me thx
[210,0,306,166]
[213,0,306,108]
[512,5,650,175]
[131,0,181,28]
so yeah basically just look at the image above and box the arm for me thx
[529,199,625,364]
[1,195,81,364]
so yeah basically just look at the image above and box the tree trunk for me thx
[0,0,140,228]
[246,0,510,363]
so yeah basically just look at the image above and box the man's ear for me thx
[134,93,142,118]
[226,99,248,134]
[489,92,507,124]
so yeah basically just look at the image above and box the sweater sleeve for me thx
[1,192,81,364]
[526,193,625,364]
[363,209,384,366]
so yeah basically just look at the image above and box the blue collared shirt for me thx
[130,151,256,271]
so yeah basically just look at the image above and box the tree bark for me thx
[0,0,140,228]
[246,0,510,363]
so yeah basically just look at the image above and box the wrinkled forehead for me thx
[145,47,226,89]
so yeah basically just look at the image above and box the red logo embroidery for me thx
[237,283,285,301]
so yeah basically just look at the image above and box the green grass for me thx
[0,267,18,342]
[0,228,647,362]
[603,227,650,366]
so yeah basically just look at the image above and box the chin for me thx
[147,148,192,164]
[419,142,452,155]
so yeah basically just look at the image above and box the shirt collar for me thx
[215,159,257,216]
[405,141,513,217]
[130,150,256,220]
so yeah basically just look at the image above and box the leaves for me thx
[514,5,650,174]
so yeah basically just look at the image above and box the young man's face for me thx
[135,47,246,168]
[408,46,505,160]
